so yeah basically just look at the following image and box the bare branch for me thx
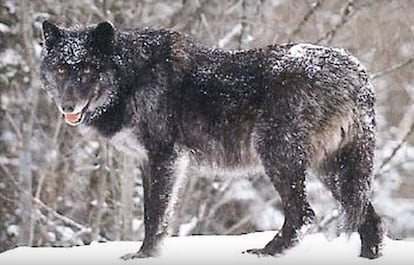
[0,192,18,204]
[1,162,92,238]
[375,120,414,176]
[5,109,23,143]
[33,198,92,233]
[224,196,279,234]
[82,0,107,21]
[370,56,414,176]
[200,13,215,44]
[371,57,414,80]
[169,0,209,32]
[317,0,357,45]
[289,0,325,41]
[218,23,243,49]
[238,0,248,49]
[0,161,21,190]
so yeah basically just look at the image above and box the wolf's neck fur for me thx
[88,30,186,138]
[89,94,131,137]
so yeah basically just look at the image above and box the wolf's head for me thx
[40,21,119,126]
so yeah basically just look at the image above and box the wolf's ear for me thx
[42,21,61,47]
[91,21,115,54]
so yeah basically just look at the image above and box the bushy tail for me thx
[337,138,375,233]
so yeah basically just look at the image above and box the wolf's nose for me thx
[62,103,75,113]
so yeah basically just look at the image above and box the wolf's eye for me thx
[56,66,66,74]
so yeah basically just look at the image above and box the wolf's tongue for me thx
[64,112,81,124]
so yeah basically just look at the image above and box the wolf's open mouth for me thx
[64,111,84,125]
[62,86,101,126]
[63,103,89,126]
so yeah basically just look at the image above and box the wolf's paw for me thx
[360,245,383,259]
[120,249,159,260]
[242,247,275,257]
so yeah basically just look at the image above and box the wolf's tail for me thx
[339,79,376,233]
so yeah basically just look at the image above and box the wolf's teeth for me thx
[64,112,82,124]
[94,85,100,95]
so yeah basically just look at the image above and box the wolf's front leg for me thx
[121,152,178,260]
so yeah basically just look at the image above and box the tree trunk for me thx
[120,153,134,240]
[18,0,39,247]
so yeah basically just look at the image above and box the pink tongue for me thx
[65,113,81,124]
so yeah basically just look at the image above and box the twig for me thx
[371,57,414,80]
[317,0,357,45]
[0,162,21,190]
[374,58,414,175]
[375,120,414,176]
[1,158,92,239]
[289,0,325,41]
[33,198,92,232]
[218,23,243,48]
[83,0,107,21]
[5,110,23,143]
[1,163,92,235]
[0,192,18,203]
[225,196,279,235]
[169,0,209,32]
[238,0,247,49]
[200,13,215,44]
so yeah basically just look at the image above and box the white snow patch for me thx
[0,48,21,66]
[6,225,19,237]
[255,207,284,231]
[47,232,56,243]
[288,44,307,58]
[132,219,142,232]
[178,217,198,236]
[0,23,11,33]
[287,43,322,58]
[0,232,412,265]
[225,179,258,200]
[55,226,75,242]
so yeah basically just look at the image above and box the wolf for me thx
[40,21,383,259]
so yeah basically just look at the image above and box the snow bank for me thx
[0,232,412,265]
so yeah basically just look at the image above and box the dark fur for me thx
[40,21,383,259]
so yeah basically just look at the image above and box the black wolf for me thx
[40,21,383,259]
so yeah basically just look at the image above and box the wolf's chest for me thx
[109,128,148,162]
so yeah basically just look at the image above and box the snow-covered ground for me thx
[0,232,412,265]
